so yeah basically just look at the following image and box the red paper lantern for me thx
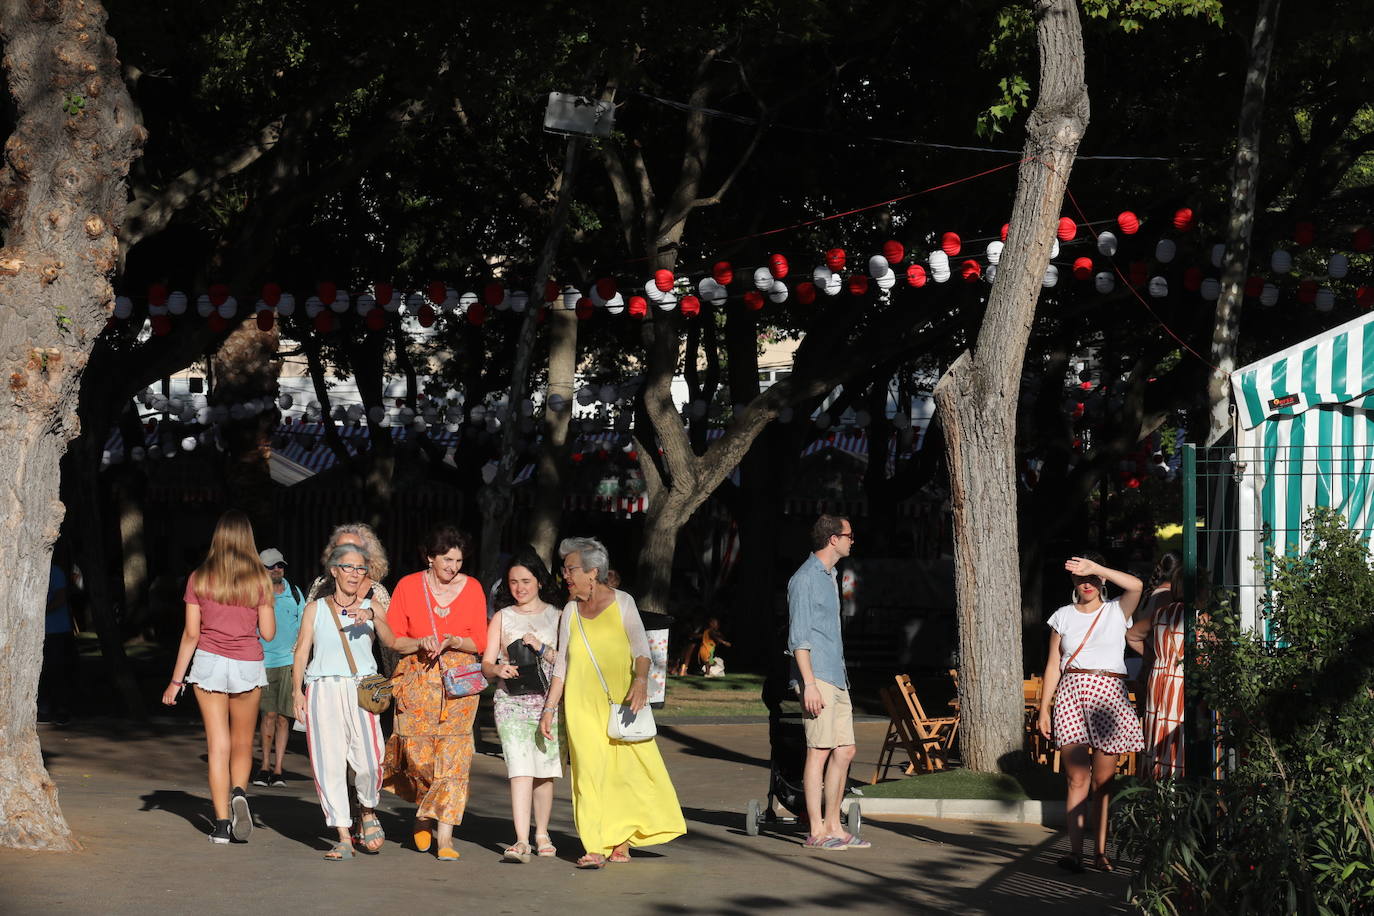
[824,248,846,271]
[426,280,446,305]
[846,274,869,296]
[465,303,485,326]
[1294,221,1316,247]
[628,295,648,318]
[571,452,584,464]
[1354,228,1374,253]
[575,297,594,320]
[1244,276,1264,298]
[1183,267,1203,291]
[743,290,765,311]
[1357,286,1374,308]
[365,309,386,331]
[148,283,169,307]
[255,310,274,332]
[1072,257,1093,280]
[680,294,701,317]
[1126,477,1142,490]
[1000,223,1010,242]
[1072,402,1085,419]
[544,279,560,302]
[595,277,618,300]
[712,261,734,285]
[627,450,638,461]
[151,315,172,336]
[1128,261,1149,286]
[208,314,227,333]
[314,312,335,333]
[1118,211,1140,235]
[940,232,962,256]
[375,282,393,306]
[796,281,817,304]
[417,305,436,328]
[261,282,282,307]
[483,281,504,307]
[208,283,230,306]
[1298,279,1318,304]
[768,253,789,279]
[906,264,927,288]
[882,240,906,264]
[959,260,982,282]
[1057,217,1078,242]
[653,269,675,293]
[1172,207,1195,232]
[316,281,337,306]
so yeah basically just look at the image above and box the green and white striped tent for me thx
[1230,311,1374,632]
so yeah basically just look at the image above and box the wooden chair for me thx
[873,685,926,783]
[896,675,960,771]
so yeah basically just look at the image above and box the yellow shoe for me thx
[413,825,433,853]
[436,846,460,861]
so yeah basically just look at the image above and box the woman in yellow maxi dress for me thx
[540,537,685,868]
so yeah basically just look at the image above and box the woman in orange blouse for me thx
[381,524,488,861]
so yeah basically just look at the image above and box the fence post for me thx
[1180,443,1211,779]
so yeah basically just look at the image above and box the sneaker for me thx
[209,819,232,844]
[230,787,253,842]
[270,772,287,788]
[251,770,271,788]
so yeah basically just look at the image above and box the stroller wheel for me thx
[745,798,761,836]
[843,803,862,836]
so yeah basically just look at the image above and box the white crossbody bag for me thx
[576,606,656,742]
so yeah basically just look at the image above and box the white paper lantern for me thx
[196,294,213,317]
[194,406,210,425]
[305,296,324,318]
[699,277,726,305]
[1272,249,1293,273]
[381,292,400,312]
[768,279,789,303]
[656,290,677,310]
[929,250,950,274]
[406,292,424,314]
[1042,265,1059,288]
[276,293,296,317]
[167,291,188,315]
[1200,278,1221,301]
[1148,276,1169,298]
[812,265,832,287]
[1260,282,1279,306]
[752,267,773,292]
[644,279,665,302]
[986,241,1004,265]
[356,294,376,315]
[875,268,897,291]
[604,293,624,315]
[575,387,595,406]
[148,443,163,459]
[217,296,237,319]
[412,416,427,434]
[1094,271,1115,294]
[329,291,349,314]
[113,296,133,319]
[546,393,566,412]
[1328,253,1350,279]
[868,255,889,278]
[368,406,385,424]
[253,299,270,315]
[275,393,292,411]
[1050,239,1060,259]
[821,271,843,296]
[984,264,997,283]
[1210,243,1225,268]
[1096,231,1118,257]
[510,291,529,313]
[1315,287,1335,312]
[1155,239,1177,263]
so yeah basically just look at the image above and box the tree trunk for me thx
[931,0,1087,774]
[0,0,143,849]
[527,303,577,568]
[1207,0,1281,445]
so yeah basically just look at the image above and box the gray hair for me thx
[558,536,610,584]
[322,523,388,580]
[326,543,370,570]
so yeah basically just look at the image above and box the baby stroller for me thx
[743,667,861,837]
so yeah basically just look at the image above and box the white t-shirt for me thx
[1048,599,1128,674]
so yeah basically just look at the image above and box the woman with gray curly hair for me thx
[539,537,685,868]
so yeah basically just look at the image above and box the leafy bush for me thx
[1116,507,1374,915]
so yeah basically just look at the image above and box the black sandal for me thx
[1057,855,1085,874]
[1094,853,1114,872]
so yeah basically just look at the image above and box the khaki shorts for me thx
[801,679,855,749]
[260,665,295,717]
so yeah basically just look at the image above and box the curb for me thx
[842,796,1065,827]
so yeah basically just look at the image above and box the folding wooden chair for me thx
[894,674,959,772]
[873,685,926,783]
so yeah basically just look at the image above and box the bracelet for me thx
[541,706,556,714]
[170,679,185,687]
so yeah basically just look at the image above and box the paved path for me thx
[1,720,1128,914]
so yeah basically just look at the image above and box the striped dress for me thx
[1144,598,1186,778]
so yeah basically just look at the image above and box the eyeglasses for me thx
[836,532,855,541]
[265,563,286,570]
[334,563,369,575]
[561,565,584,576]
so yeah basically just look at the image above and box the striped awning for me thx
[1232,311,1374,429]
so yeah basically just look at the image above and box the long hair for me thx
[320,522,389,581]
[192,510,271,608]
[1146,551,1184,601]
[491,546,561,608]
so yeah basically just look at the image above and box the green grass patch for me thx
[662,673,769,717]
[863,767,1066,801]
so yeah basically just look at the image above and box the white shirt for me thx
[1048,599,1128,674]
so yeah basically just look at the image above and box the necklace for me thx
[333,591,359,609]
[426,568,461,617]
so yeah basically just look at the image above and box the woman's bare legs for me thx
[227,689,261,791]
[1090,750,1118,864]
[532,777,554,842]
[195,688,232,819]
[1061,743,1093,861]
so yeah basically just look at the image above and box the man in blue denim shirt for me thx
[787,514,869,850]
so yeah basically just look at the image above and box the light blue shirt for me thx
[787,553,849,689]
[304,598,377,682]
[260,580,305,668]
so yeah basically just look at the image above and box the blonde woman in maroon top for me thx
[161,510,275,845]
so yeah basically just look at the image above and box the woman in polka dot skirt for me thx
[1036,554,1146,874]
